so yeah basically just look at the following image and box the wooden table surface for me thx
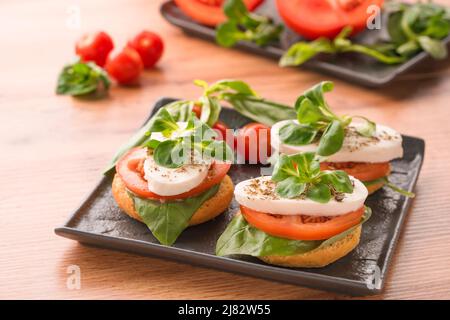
[1,0,450,300]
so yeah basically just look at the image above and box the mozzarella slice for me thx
[143,154,210,196]
[234,176,368,217]
[271,120,403,163]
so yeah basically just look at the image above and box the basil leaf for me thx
[363,177,415,197]
[146,108,180,137]
[164,100,194,122]
[306,183,331,203]
[153,139,185,168]
[278,122,317,146]
[271,154,298,182]
[224,94,296,126]
[216,207,371,257]
[56,61,110,96]
[216,22,244,47]
[279,38,335,67]
[275,176,306,199]
[216,214,322,257]
[316,120,345,157]
[320,170,354,193]
[388,10,408,44]
[296,81,334,115]
[130,184,220,246]
[296,98,326,124]
[417,36,448,59]
[199,96,221,127]
[201,140,234,163]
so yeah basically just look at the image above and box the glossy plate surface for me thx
[55,98,425,295]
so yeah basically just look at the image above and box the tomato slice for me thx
[241,205,364,240]
[276,0,384,39]
[320,161,390,182]
[174,0,264,26]
[116,147,231,200]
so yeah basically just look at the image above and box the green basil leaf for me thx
[56,61,110,96]
[130,184,220,246]
[201,140,234,163]
[275,176,306,199]
[146,107,180,137]
[164,100,194,122]
[320,170,354,193]
[142,139,161,149]
[223,0,248,21]
[296,81,334,114]
[223,94,296,126]
[278,121,318,146]
[296,98,326,124]
[388,11,409,44]
[199,96,222,127]
[417,36,448,59]
[316,120,345,157]
[271,154,297,182]
[153,139,185,168]
[363,177,415,197]
[279,38,335,67]
[306,183,331,203]
[216,214,322,257]
[216,207,371,257]
[216,22,244,47]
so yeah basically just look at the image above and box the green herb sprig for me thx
[141,108,233,168]
[272,152,354,203]
[278,81,375,157]
[280,1,450,67]
[56,60,110,97]
[216,0,283,48]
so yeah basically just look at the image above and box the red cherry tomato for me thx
[75,31,114,67]
[128,31,164,68]
[105,47,143,85]
[276,0,384,40]
[236,122,271,164]
[192,104,202,118]
[174,0,263,26]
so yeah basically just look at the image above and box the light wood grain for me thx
[1,0,450,300]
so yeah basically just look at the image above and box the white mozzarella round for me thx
[271,119,403,163]
[143,155,210,196]
[234,176,368,217]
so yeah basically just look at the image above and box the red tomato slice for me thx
[276,0,384,39]
[241,205,364,240]
[116,147,231,200]
[174,0,264,26]
[320,161,390,182]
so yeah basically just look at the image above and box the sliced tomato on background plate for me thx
[276,0,384,40]
[174,0,264,26]
[320,161,390,182]
[116,147,231,200]
[241,205,364,240]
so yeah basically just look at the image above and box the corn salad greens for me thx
[281,1,450,66]
[56,60,110,97]
[272,152,354,203]
[216,0,283,48]
[279,81,376,157]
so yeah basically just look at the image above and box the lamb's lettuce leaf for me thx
[216,207,371,257]
[129,184,220,246]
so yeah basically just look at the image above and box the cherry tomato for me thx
[276,0,384,40]
[236,122,271,164]
[105,47,143,85]
[128,31,164,68]
[192,104,202,118]
[75,31,114,67]
[241,205,365,241]
[174,0,263,26]
[320,162,390,182]
[116,147,231,200]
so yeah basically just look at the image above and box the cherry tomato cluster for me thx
[75,30,164,85]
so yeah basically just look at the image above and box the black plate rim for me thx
[160,0,450,87]
[55,96,425,296]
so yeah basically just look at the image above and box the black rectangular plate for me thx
[55,98,424,296]
[160,0,450,87]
